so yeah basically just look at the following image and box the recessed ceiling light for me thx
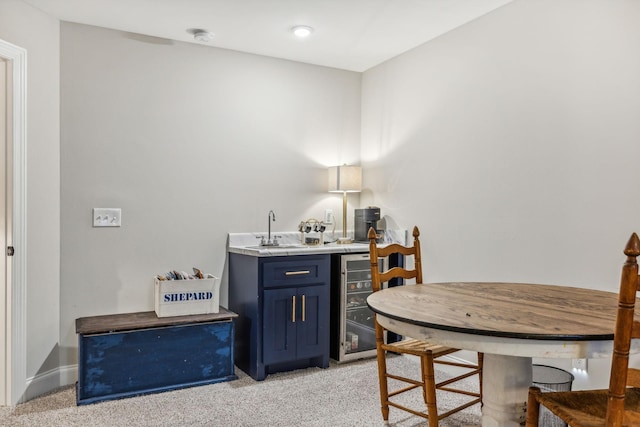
[193,30,214,42]
[292,26,314,38]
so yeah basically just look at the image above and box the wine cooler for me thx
[330,253,392,362]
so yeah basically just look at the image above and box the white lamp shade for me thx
[328,165,362,193]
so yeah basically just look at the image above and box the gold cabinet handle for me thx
[292,295,296,323]
[285,270,310,276]
[302,294,306,322]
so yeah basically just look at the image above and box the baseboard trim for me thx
[24,365,77,402]
[445,351,477,365]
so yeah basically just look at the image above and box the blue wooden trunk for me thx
[76,309,237,405]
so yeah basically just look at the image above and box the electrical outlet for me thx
[93,208,122,227]
[572,358,588,371]
[324,209,334,224]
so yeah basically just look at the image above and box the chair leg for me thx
[525,386,541,427]
[375,322,390,421]
[477,352,484,403]
[421,351,439,427]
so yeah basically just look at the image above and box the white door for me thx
[0,56,7,406]
[0,37,26,407]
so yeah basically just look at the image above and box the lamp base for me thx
[336,237,353,245]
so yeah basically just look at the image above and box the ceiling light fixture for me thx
[193,30,214,42]
[292,25,314,38]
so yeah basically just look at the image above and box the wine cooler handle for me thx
[302,294,306,322]
[292,296,296,323]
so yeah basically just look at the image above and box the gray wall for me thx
[59,23,361,366]
[3,0,639,398]
[360,0,640,389]
[0,0,61,394]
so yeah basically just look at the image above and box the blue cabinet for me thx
[229,254,330,380]
[75,309,238,405]
[263,284,327,364]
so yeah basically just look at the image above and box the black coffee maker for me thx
[354,207,382,243]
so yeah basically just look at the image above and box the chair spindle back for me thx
[368,226,422,292]
[606,232,640,425]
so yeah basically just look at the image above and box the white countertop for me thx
[227,230,407,257]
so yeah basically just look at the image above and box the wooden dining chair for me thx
[368,226,483,427]
[526,232,640,427]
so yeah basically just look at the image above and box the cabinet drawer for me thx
[262,256,329,288]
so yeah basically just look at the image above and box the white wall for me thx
[361,0,640,389]
[0,0,61,397]
[59,23,361,366]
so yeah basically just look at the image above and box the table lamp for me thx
[328,165,362,244]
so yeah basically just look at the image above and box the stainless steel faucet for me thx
[268,210,276,244]
[256,210,280,246]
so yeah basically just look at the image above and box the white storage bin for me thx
[154,277,220,317]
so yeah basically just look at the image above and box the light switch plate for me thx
[93,208,122,227]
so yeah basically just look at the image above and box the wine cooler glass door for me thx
[340,254,386,361]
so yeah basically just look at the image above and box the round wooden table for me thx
[367,282,640,427]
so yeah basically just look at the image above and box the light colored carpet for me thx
[0,355,481,426]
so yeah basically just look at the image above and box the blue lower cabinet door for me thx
[262,288,297,364]
[296,285,329,359]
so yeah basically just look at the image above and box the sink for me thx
[244,244,308,250]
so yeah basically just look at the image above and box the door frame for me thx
[0,38,27,407]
